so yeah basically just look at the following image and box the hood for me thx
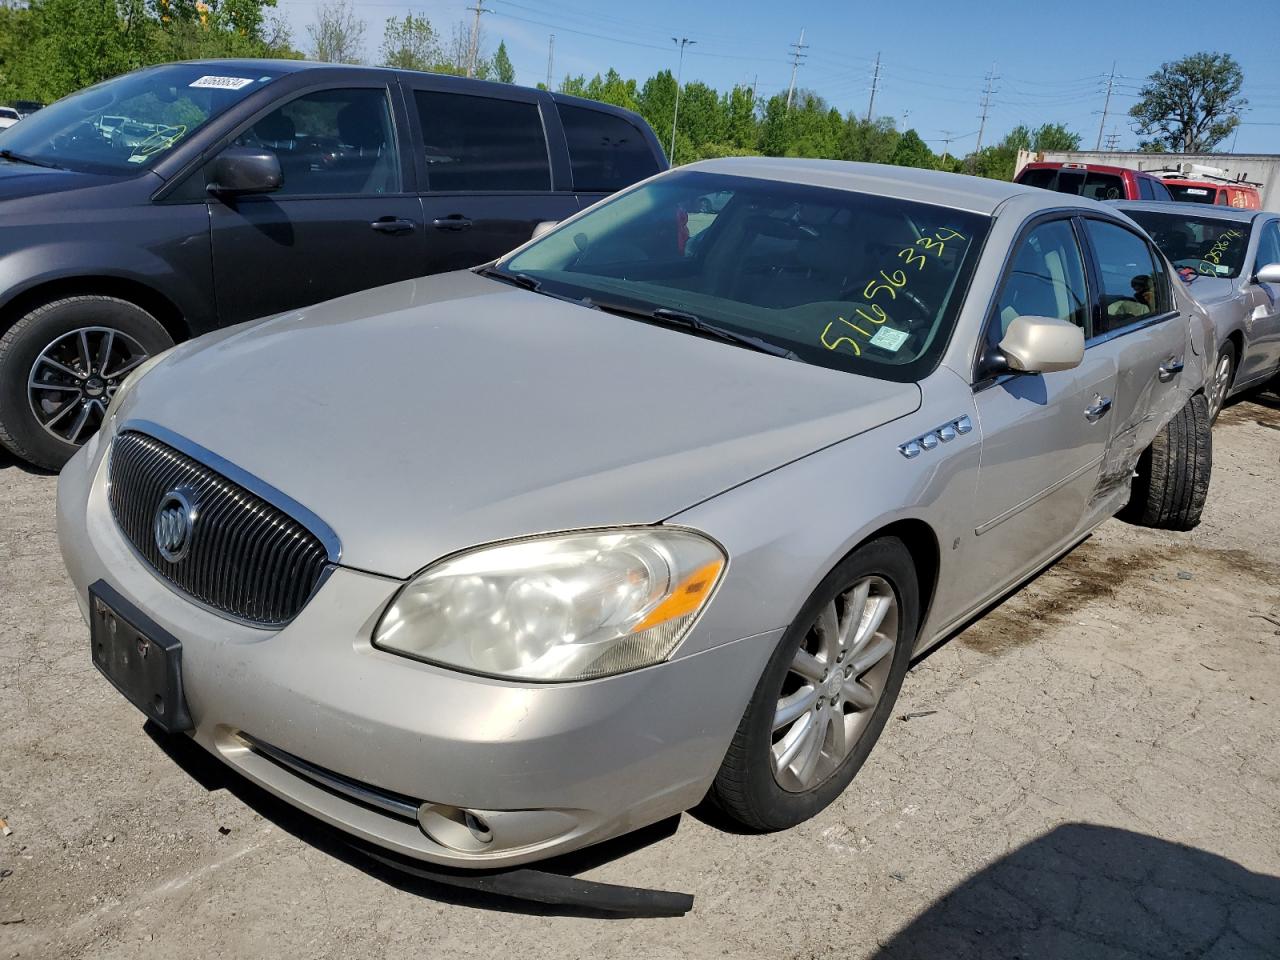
[122,272,921,578]
[1176,275,1238,307]
[0,159,122,200]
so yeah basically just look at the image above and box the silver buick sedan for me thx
[1115,200,1280,421]
[58,159,1214,872]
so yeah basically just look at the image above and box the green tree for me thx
[492,40,514,83]
[1129,52,1246,152]
[1031,122,1081,152]
[308,0,364,63]
[637,69,677,150]
[379,13,438,71]
[891,129,935,169]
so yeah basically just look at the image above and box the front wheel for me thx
[1118,392,1212,532]
[710,537,918,831]
[0,296,174,470]
[1206,343,1236,423]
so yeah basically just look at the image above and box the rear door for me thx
[207,80,424,323]
[1242,217,1280,383]
[405,80,577,272]
[965,217,1119,601]
[1078,217,1188,487]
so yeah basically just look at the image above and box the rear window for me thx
[1124,209,1252,279]
[557,103,660,192]
[1168,184,1218,204]
[1016,166,1126,201]
[415,91,550,192]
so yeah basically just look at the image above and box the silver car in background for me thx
[58,160,1214,872]
[1116,200,1280,420]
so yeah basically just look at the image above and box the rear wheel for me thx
[1206,342,1236,423]
[0,296,173,470]
[710,538,918,831]
[1118,392,1212,532]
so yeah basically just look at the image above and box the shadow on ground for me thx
[872,823,1280,959]
[145,723,688,919]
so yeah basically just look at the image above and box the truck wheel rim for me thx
[771,576,899,793]
[27,326,149,445]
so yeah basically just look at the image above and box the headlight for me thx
[373,528,725,682]
[105,348,172,422]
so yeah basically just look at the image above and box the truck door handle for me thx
[1159,358,1184,382]
[1084,396,1113,422]
[370,217,416,234]
[432,215,473,231]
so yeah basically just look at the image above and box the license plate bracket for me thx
[89,579,193,733]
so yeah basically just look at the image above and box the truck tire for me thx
[0,296,174,471]
[1118,392,1212,532]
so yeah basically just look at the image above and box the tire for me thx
[710,537,919,832]
[1206,342,1236,423]
[1118,392,1212,532]
[0,296,174,471]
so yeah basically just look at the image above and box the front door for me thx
[965,218,1119,606]
[406,84,579,273]
[1241,218,1280,384]
[209,84,424,324]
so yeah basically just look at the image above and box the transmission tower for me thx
[974,64,998,155]
[786,28,808,110]
[1095,62,1116,151]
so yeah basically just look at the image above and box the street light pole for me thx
[669,37,695,164]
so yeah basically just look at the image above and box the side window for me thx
[557,103,660,192]
[1137,177,1154,200]
[1255,221,1280,271]
[1085,220,1165,333]
[1149,178,1173,202]
[415,91,549,191]
[993,220,1089,339]
[236,88,400,196]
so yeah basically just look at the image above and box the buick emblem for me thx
[154,488,197,563]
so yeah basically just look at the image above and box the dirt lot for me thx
[2,392,1279,960]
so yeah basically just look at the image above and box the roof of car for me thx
[1020,161,1157,178]
[1111,199,1267,223]
[682,157,1086,215]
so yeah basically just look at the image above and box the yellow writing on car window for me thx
[1198,228,1245,276]
[822,227,966,355]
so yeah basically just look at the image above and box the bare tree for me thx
[308,0,365,64]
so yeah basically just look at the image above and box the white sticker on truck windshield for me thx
[870,326,909,352]
[189,76,255,90]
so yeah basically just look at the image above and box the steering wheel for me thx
[837,284,932,325]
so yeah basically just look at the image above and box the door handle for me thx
[432,215,473,232]
[1084,396,1113,422]
[1158,357,1184,382]
[370,217,416,234]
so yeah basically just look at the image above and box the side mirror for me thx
[1254,262,1280,285]
[530,220,559,241]
[207,146,282,197]
[997,315,1085,374]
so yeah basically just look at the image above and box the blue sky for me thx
[276,0,1280,155]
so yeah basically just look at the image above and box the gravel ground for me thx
[2,390,1278,960]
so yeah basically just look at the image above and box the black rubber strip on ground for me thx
[353,843,695,918]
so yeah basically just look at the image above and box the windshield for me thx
[1166,184,1221,205]
[1125,210,1252,279]
[0,64,282,175]
[500,171,990,382]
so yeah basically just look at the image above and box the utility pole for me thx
[939,130,956,164]
[974,64,997,155]
[750,74,758,104]
[1104,130,1121,151]
[669,37,696,164]
[545,34,555,90]
[865,52,881,122]
[465,3,491,78]
[1095,62,1116,151]
[786,28,807,110]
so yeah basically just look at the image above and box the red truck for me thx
[1015,161,1174,201]
[1158,176,1261,209]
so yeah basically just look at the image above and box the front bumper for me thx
[57,436,780,868]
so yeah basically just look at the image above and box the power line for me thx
[1095,62,1115,151]
[786,27,808,111]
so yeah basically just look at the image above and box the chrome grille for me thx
[107,430,332,626]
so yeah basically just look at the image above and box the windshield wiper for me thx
[591,301,798,360]
[475,265,540,291]
[0,149,61,170]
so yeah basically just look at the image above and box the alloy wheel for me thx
[1209,352,1232,420]
[771,575,899,792]
[27,326,149,445]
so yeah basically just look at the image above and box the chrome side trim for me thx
[974,455,1104,536]
[239,733,421,821]
[899,415,973,459]
[120,419,341,563]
